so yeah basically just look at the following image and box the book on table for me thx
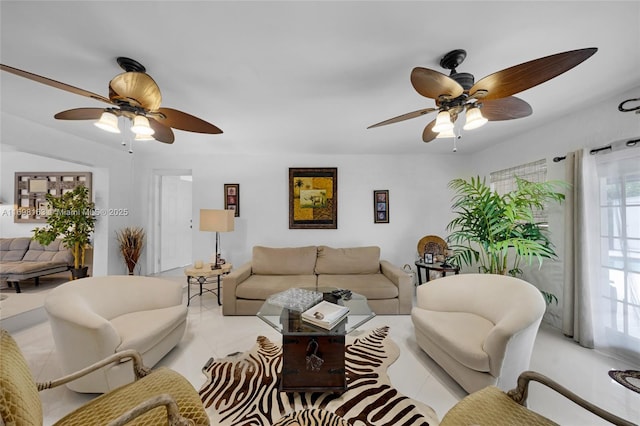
[301,300,350,329]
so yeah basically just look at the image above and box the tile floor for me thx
[5,275,640,426]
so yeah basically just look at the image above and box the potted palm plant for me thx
[446,176,566,303]
[116,227,145,275]
[33,185,96,279]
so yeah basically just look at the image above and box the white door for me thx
[160,175,192,271]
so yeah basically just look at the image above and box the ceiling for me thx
[1,1,639,157]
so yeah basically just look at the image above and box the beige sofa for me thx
[0,237,73,293]
[44,276,187,393]
[223,245,412,315]
[411,273,546,393]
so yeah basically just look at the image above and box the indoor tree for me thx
[33,185,96,278]
[446,176,566,290]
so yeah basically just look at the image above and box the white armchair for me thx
[411,273,546,393]
[44,276,187,393]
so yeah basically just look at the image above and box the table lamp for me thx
[200,209,235,269]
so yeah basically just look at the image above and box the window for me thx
[596,154,640,361]
[490,159,548,223]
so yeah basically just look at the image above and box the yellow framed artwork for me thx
[289,167,337,229]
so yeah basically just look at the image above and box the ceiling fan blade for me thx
[367,107,438,129]
[54,108,106,120]
[156,107,223,134]
[469,47,598,100]
[1,63,113,105]
[480,97,533,121]
[411,67,464,100]
[148,118,175,144]
[422,119,438,143]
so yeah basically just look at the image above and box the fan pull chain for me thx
[120,116,127,146]
[452,128,461,152]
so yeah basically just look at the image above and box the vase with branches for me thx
[446,176,567,304]
[116,227,145,275]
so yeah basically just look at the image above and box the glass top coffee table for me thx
[257,287,375,335]
[257,287,376,393]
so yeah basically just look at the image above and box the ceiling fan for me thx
[367,47,597,143]
[0,57,223,145]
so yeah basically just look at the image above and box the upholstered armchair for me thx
[0,329,210,426]
[44,276,187,393]
[440,370,636,426]
[411,273,546,393]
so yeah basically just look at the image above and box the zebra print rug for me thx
[199,326,438,425]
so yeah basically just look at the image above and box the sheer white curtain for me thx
[564,142,640,365]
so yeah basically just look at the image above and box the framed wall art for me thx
[14,172,92,223]
[224,184,240,217]
[373,190,389,224]
[289,167,337,229]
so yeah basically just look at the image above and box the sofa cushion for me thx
[252,246,318,275]
[317,274,398,299]
[111,304,187,354]
[412,310,493,372]
[22,239,73,265]
[315,246,380,274]
[0,261,68,275]
[236,275,318,300]
[0,238,30,261]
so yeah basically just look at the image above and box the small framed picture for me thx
[424,253,434,264]
[224,184,240,217]
[373,190,389,223]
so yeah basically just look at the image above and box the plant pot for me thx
[70,266,89,280]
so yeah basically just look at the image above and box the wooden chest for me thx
[280,334,346,393]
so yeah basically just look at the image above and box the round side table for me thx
[184,263,232,306]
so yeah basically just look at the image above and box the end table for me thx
[184,263,232,306]
[414,261,459,284]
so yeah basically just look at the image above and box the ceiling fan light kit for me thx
[435,128,455,139]
[368,47,598,148]
[0,57,223,149]
[130,115,155,136]
[94,111,120,133]
[463,106,488,130]
[433,110,454,133]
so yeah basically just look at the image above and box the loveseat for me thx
[0,237,73,293]
[44,275,188,393]
[222,245,412,315]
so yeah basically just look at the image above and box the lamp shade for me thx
[432,110,454,133]
[130,115,155,136]
[463,106,488,130]
[436,128,455,139]
[200,209,235,232]
[94,111,121,133]
[134,133,155,141]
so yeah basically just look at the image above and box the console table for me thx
[184,263,232,306]
[415,261,459,284]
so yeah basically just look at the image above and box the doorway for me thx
[153,171,193,273]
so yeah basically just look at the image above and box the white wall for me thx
[133,152,471,274]
[0,151,93,237]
